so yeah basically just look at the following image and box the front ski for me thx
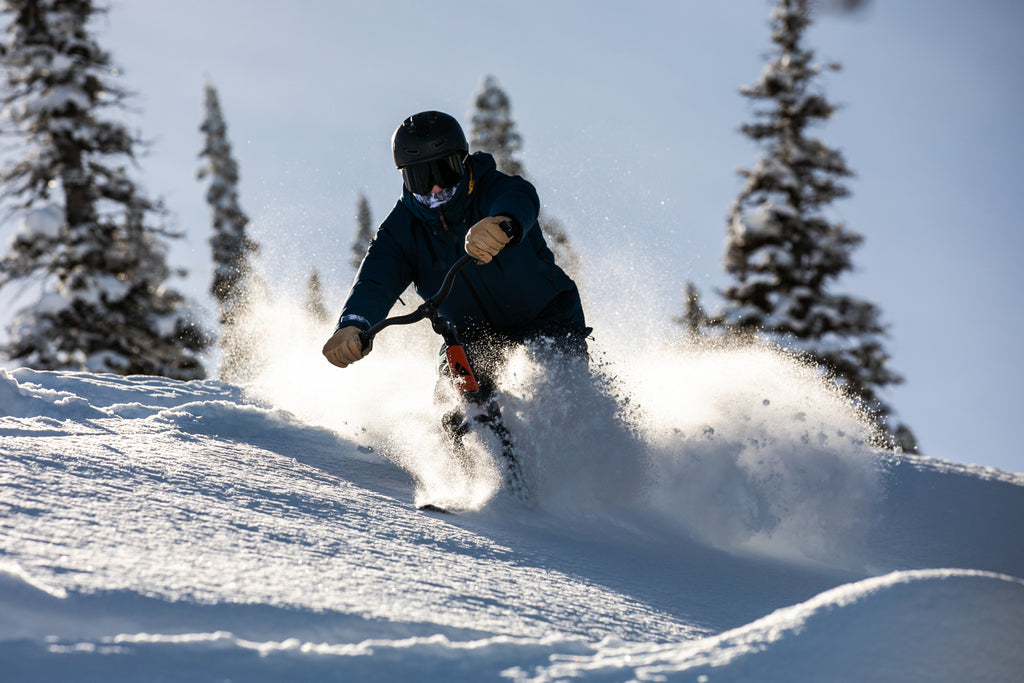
[416,502,454,514]
[467,396,528,503]
[431,395,527,512]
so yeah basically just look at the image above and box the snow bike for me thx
[357,251,526,507]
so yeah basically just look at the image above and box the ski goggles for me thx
[400,153,464,195]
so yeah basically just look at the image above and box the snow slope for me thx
[1,313,1022,681]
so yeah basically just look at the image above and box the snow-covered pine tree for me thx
[469,75,579,277]
[350,193,372,271]
[718,0,914,451]
[0,0,207,379]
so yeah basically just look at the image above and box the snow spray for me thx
[571,244,889,571]
[619,342,884,568]
[236,240,889,571]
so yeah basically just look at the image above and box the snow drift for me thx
[2,306,1022,681]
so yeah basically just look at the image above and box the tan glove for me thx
[322,326,365,368]
[465,216,512,264]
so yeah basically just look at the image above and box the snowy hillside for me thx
[1,315,1023,681]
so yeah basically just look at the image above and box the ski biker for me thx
[322,110,590,500]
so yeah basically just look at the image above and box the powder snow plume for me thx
[233,262,888,573]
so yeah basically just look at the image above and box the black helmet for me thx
[392,111,469,195]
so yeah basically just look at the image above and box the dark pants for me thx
[433,321,592,457]
[435,287,591,401]
[447,324,591,398]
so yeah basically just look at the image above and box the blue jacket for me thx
[339,152,583,342]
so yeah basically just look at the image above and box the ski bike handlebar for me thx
[357,252,476,356]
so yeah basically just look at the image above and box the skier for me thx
[322,110,589,394]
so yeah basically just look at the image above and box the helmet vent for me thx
[431,138,448,150]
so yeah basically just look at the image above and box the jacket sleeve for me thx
[336,208,415,332]
[479,168,540,246]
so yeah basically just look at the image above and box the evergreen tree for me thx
[672,281,709,340]
[470,75,524,177]
[350,193,372,271]
[197,78,261,381]
[304,269,329,325]
[0,0,207,379]
[718,0,914,451]
[198,79,259,324]
[469,75,579,276]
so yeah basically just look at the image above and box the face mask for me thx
[413,185,458,208]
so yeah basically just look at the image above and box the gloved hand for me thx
[322,326,365,368]
[465,216,513,264]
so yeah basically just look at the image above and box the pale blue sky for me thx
[14,1,1024,472]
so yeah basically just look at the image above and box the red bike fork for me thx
[444,344,480,394]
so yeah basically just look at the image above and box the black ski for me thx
[444,395,527,503]
[416,502,454,514]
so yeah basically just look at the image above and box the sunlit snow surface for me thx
[1,298,1023,681]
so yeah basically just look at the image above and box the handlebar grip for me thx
[498,219,516,241]
[358,331,373,356]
